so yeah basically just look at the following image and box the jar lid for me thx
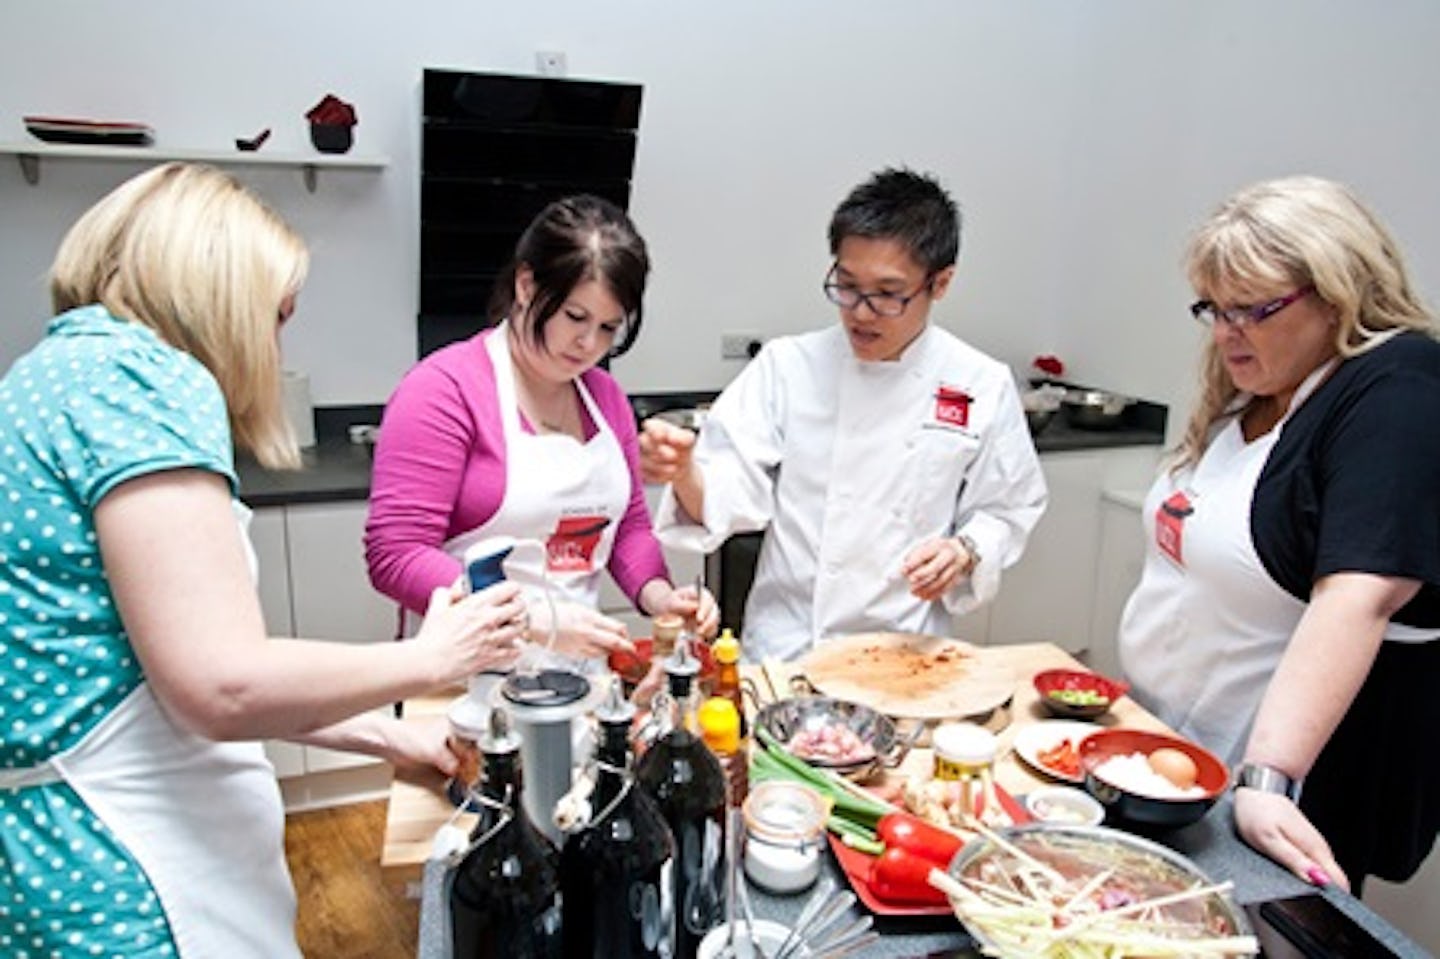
[742,781,830,844]
[932,721,997,765]
[712,629,740,665]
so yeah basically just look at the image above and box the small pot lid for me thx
[502,668,590,708]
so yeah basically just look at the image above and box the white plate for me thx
[1013,719,1097,783]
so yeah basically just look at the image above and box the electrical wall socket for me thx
[721,333,764,360]
[536,50,568,77]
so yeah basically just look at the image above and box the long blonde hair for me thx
[49,162,309,469]
[1175,175,1435,470]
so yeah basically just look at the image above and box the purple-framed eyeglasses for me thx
[1189,286,1314,328]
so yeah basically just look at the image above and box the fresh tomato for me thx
[868,846,951,906]
[876,811,964,868]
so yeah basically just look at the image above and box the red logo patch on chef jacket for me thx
[547,515,611,573]
[1155,491,1194,566]
[934,386,973,429]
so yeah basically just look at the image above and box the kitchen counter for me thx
[383,643,1427,958]
[235,395,1166,507]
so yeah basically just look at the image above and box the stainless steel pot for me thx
[1062,389,1133,429]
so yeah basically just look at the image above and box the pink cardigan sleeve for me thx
[364,337,507,616]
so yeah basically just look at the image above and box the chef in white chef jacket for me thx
[642,169,1047,661]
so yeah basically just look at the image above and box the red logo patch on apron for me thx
[934,386,973,428]
[1155,491,1194,566]
[547,515,611,573]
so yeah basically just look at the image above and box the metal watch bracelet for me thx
[1235,762,1303,802]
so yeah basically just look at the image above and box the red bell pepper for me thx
[868,846,951,906]
[876,812,964,868]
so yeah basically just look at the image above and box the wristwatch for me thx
[1235,762,1304,802]
[955,533,981,575]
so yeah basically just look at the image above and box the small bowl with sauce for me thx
[1025,785,1105,827]
[1033,668,1129,719]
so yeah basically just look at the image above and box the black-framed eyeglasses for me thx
[1189,286,1314,329]
[823,264,934,318]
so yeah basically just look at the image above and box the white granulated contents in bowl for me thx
[1093,752,1206,799]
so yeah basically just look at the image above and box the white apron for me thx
[1119,364,1336,766]
[424,325,631,673]
[0,501,299,958]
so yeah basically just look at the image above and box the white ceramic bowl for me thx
[1025,784,1105,826]
[698,919,805,959]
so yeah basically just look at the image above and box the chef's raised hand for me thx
[1234,787,1351,893]
[638,418,696,485]
[901,536,974,602]
[414,581,527,683]
[527,597,635,659]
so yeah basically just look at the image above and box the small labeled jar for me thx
[741,781,830,894]
[933,721,999,822]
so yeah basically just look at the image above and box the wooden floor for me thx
[284,800,420,959]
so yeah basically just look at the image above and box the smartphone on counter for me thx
[1243,893,1401,958]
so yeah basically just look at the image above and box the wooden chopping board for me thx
[798,632,1016,720]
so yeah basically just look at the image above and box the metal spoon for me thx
[769,876,836,959]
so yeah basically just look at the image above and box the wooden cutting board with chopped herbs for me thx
[797,632,1017,720]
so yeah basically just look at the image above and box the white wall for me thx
[2,0,1439,433]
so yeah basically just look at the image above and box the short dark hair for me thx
[828,168,961,275]
[489,195,650,357]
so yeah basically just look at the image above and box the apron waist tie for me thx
[0,758,63,788]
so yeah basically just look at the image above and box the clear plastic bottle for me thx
[560,680,675,958]
[635,646,727,959]
[449,706,562,959]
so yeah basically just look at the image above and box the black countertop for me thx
[237,394,1167,508]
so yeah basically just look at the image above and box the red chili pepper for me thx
[868,846,951,906]
[876,812,964,868]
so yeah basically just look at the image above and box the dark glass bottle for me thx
[561,679,676,958]
[450,706,562,959]
[635,645,727,959]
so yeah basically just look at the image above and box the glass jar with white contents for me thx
[741,781,830,894]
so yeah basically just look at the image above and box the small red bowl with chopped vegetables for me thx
[1033,668,1129,719]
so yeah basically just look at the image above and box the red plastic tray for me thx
[827,785,1031,916]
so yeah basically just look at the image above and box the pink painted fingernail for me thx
[1306,866,1331,886]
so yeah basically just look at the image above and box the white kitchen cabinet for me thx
[1087,491,1147,678]
[980,447,1160,657]
[285,502,396,774]
[249,507,293,637]
[249,502,396,787]
[985,452,1107,652]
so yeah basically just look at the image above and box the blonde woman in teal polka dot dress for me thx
[0,164,532,958]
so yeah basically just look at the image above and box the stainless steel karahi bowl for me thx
[942,823,1255,957]
[754,696,912,775]
[1062,389,1134,430]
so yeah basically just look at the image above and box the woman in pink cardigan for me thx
[365,196,717,669]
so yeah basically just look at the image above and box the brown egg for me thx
[1148,747,1199,789]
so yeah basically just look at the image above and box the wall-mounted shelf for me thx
[0,142,389,192]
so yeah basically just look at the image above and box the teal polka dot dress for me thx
[0,305,237,957]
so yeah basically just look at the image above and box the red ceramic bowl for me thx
[1033,668,1130,719]
[1078,728,1228,829]
[607,637,716,694]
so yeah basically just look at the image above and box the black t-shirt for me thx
[1252,330,1440,627]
